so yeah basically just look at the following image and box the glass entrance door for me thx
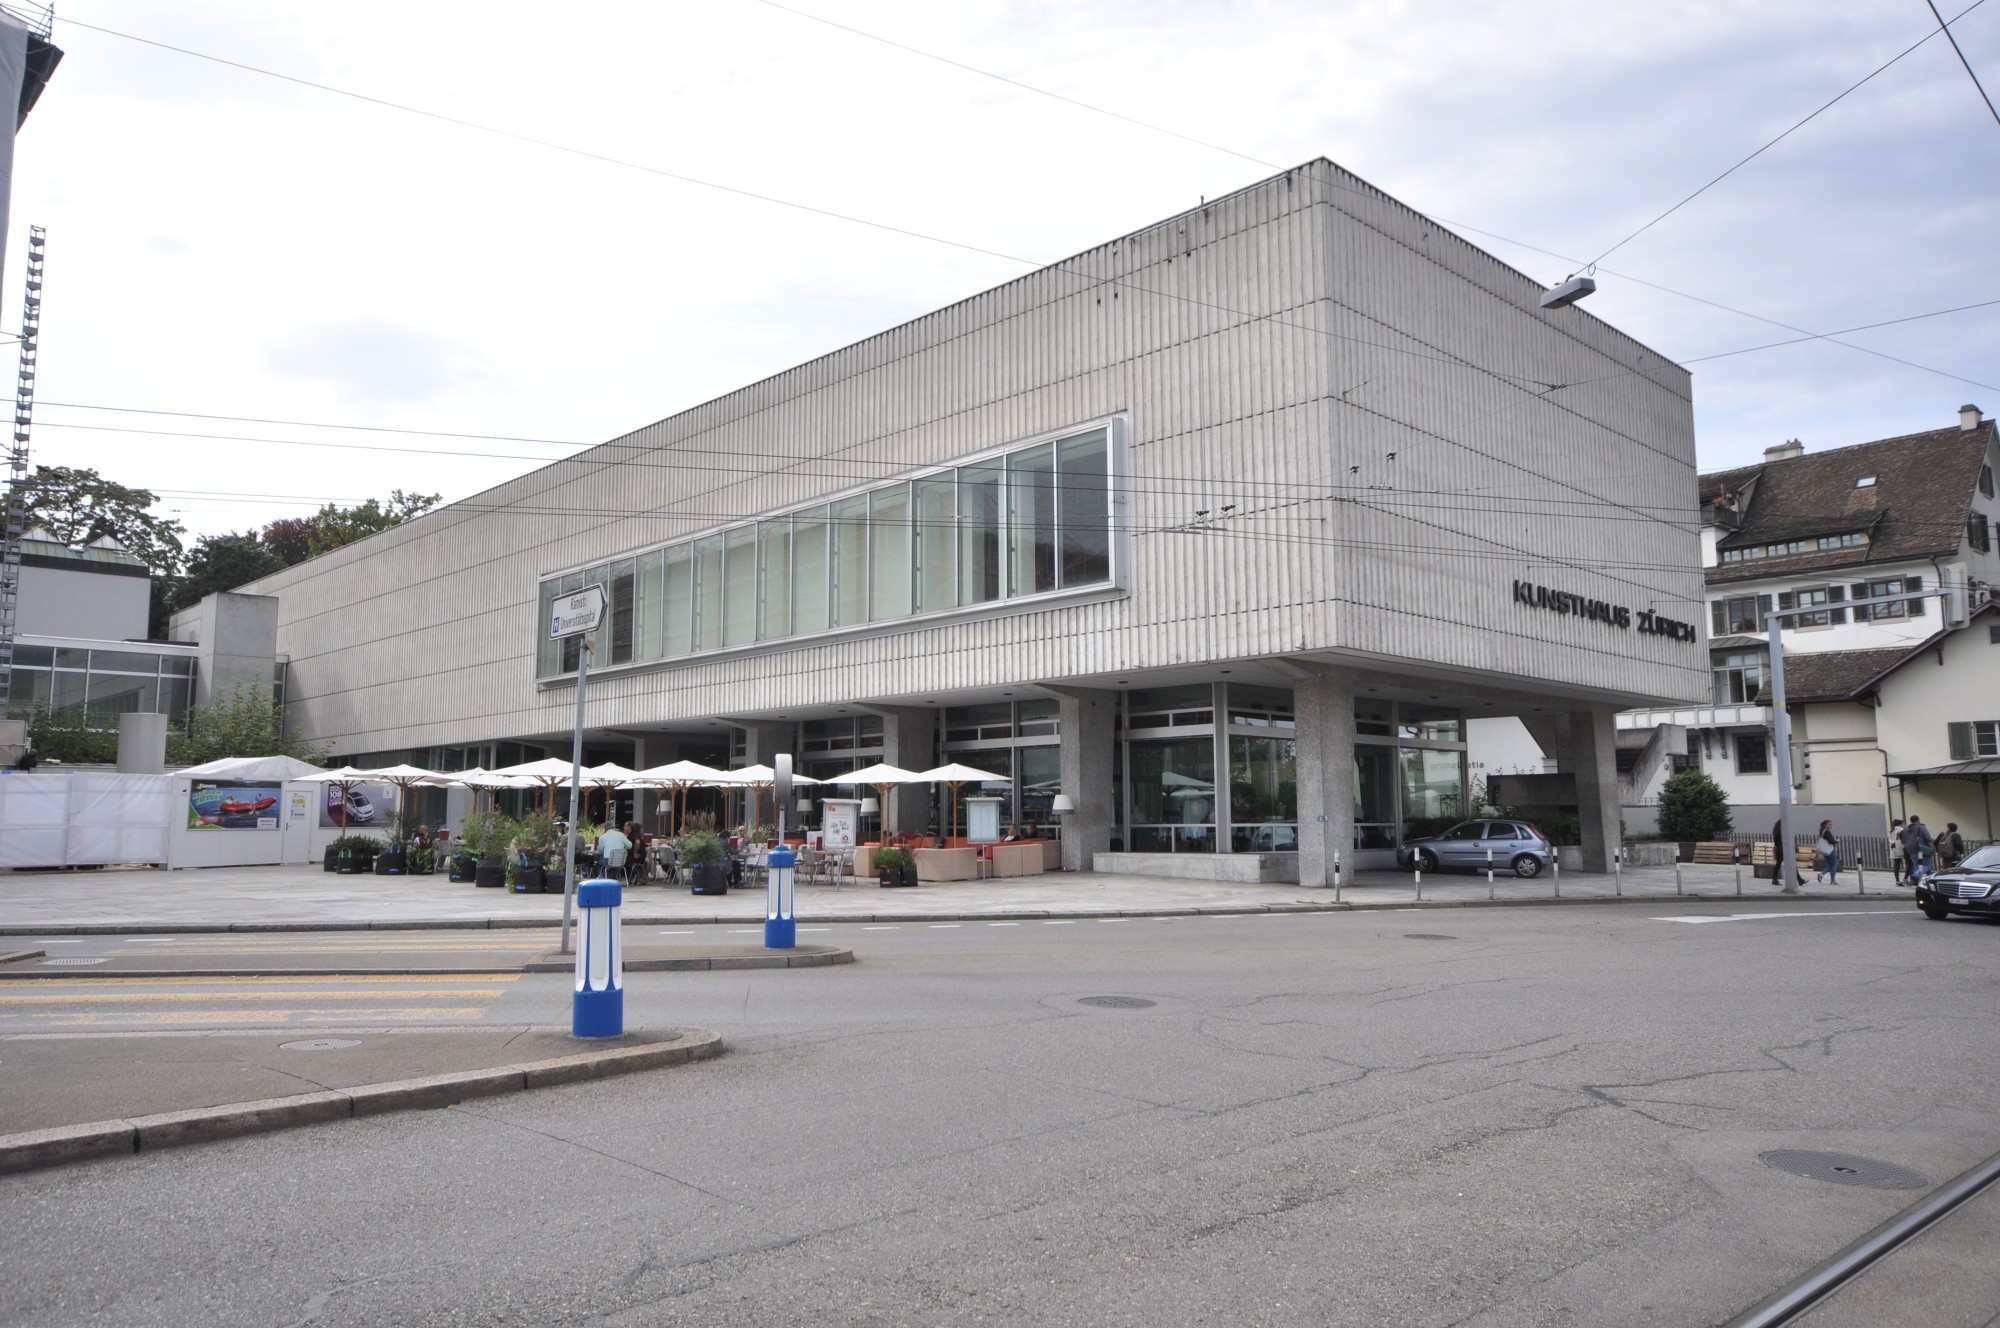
[1128,737,1217,852]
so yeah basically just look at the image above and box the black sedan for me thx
[1915,843,2000,921]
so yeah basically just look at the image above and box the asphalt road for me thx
[3,900,1997,1327]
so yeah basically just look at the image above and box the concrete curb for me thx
[0,1028,723,1177]
[0,890,1911,938]
[0,949,45,964]
[525,944,854,973]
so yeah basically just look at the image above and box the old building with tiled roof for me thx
[1606,404,1999,839]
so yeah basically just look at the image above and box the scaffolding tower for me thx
[0,223,44,702]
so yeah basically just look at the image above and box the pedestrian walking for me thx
[1937,822,1967,869]
[1891,819,1907,885]
[1900,816,1935,887]
[1772,818,1805,892]
[1814,820,1841,885]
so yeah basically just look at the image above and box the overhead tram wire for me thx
[749,0,2000,396]
[57,22,1977,578]
[1578,0,1990,270]
[1925,0,2000,130]
[58,18,1993,543]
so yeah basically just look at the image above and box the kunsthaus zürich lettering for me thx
[1511,580,1698,642]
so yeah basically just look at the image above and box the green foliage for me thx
[23,465,185,574]
[307,490,440,557]
[510,813,559,865]
[25,704,118,763]
[459,810,519,860]
[167,682,330,766]
[1655,769,1733,842]
[331,834,386,854]
[168,532,286,614]
[259,516,318,566]
[872,847,910,870]
[674,827,725,867]
[1529,811,1581,847]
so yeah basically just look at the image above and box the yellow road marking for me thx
[17,1007,491,1026]
[15,973,522,988]
[0,987,513,1004]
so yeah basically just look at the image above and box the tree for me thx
[25,703,118,764]
[307,489,440,557]
[170,533,286,613]
[1656,769,1733,842]
[22,465,185,574]
[259,516,319,566]
[167,681,329,766]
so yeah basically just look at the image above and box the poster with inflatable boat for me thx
[188,781,283,830]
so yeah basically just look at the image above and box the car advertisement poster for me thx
[319,782,396,829]
[188,781,283,830]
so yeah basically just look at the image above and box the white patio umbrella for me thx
[712,764,822,835]
[580,762,641,825]
[918,762,1009,840]
[831,761,930,838]
[492,756,590,816]
[291,766,384,832]
[622,759,729,834]
[353,763,449,837]
[178,755,326,782]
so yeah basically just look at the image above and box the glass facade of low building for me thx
[5,641,199,725]
[535,425,1119,677]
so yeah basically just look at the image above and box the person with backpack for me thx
[1900,816,1935,886]
[1937,822,1967,869]
[1814,820,1841,885]
[1890,819,1907,885]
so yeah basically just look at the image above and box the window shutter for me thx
[1756,594,1772,629]
[1711,601,1727,636]
[1827,585,1844,602]
[1948,722,1975,761]
[1830,608,1847,624]
[1905,575,1926,616]
[1778,591,1795,611]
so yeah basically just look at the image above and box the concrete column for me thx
[116,711,168,774]
[1051,686,1117,871]
[1564,706,1623,872]
[632,733,680,835]
[860,705,937,835]
[1291,664,1356,888]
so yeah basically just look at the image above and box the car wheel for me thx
[1414,849,1437,872]
[1921,904,1951,921]
[1512,854,1542,879]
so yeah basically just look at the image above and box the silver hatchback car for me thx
[1395,820,1553,878]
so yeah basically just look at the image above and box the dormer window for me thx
[1855,476,1877,488]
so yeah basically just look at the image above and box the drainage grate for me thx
[1403,934,1457,941]
[280,1038,362,1052]
[1078,996,1157,1010]
[41,957,108,966]
[1760,1150,1931,1190]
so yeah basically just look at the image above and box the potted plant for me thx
[333,834,384,874]
[874,846,917,888]
[374,839,408,875]
[676,824,729,895]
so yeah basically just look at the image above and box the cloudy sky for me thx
[14,0,2000,543]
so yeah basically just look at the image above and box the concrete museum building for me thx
[238,161,1709,882]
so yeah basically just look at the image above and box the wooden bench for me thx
[1691,842,1739,865]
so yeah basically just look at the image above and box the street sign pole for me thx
[561,634,590,953]
[548,584,607,956]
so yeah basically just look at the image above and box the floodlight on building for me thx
[1538,274,1596,309]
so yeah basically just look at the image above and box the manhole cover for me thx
[1403,934,1457,941]
[1078,996,1157,1010]
[1760,1150,1930,1190]
[41,957,109,966]
[280,1038,361,1052]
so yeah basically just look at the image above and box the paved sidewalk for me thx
[0,861,1910,933]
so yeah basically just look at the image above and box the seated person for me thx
[409,824,435,850]
[595,822,633,868]
[1002,825,1022,843]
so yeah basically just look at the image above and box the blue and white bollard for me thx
[765,846,796,950]
[572,877,623,1038]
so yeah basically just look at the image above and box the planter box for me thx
[513,863,546,893]
[876,864,918,887]
[336,852,375,875]
[689,860,730,895]
[374,850,406,876]
[471,857,505,887]
[323,846,340,873]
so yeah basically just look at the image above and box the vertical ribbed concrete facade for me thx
[244,160,1704,761]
